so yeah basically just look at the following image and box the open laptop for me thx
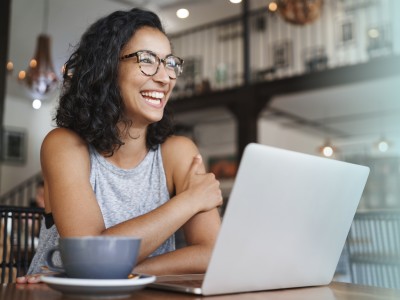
[149,143,370,295]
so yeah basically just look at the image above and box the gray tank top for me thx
[27,144,174,275]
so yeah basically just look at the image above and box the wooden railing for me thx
[0,173,42,207]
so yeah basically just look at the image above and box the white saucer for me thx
[41,274,156,298]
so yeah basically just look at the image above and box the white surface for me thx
[41,274,156,297]
[41,274,155,286]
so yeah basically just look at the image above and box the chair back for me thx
[0,206,44,283]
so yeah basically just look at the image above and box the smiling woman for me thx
[17,7,222,283]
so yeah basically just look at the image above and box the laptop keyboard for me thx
[161,279,203,288]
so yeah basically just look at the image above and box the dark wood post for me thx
[0,0,11,129]
[229,87,273,161]
[0,0,12,193]
[242,0,250,86]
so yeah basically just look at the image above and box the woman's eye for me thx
[140,58,154,64]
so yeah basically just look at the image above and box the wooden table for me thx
[1,282,400,300]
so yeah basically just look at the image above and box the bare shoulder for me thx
[42,128,85,147]
[161,135,199,160]
[41,128,90,170]
[41,128,87,155]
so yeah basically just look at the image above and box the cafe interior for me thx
[0,0,399,295]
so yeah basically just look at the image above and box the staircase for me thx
[0,173,42,207]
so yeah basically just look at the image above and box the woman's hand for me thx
[16,274,42,284]
[182,154,223,213]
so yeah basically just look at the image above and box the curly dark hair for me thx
[56,8,175,156]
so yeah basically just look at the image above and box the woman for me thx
[17,8,222,283]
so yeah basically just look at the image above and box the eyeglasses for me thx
[120,50,184,79]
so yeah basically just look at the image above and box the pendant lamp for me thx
[277,0,323,26]
[21,0,58,100]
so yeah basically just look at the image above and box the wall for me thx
[0,91,55,194]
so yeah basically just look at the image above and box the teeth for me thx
[146,99,160,105]
[141,91,164,99]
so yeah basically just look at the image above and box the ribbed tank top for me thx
[27,144,174,275]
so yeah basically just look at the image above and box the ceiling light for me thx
[318,139,337,158]
[20,0,58,100]
[378,140,389,152]
[375,136,391,153]
[176,8,189,19]
[6,61,14,73]
[230,0,242,3]
[268,1,278,12]
[32,99,42,109]
[18,70,26,80]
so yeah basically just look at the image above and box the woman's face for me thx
[118,26,176,127]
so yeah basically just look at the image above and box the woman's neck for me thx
[105,125,149,169]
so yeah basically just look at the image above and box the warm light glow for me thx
[29,59,37,68]
[229,0,242,3]
[322,146,334,157]
[32,99,42,109]
[268,1,278,12]
[6,61,14,72]
[318,139,337,157]
[176,8,189,19]
[18,70,26,80]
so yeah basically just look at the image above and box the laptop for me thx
[149,143,370,295]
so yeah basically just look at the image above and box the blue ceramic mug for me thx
[45,236,141,279]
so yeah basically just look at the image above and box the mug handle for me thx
[45,246,65,273]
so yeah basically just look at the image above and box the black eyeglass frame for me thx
[120,50,184,79]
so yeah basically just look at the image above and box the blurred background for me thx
[1,0,399,288]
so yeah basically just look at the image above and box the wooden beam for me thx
[255,55,400,98]
[242,0,250,85]
[0,0,11,128]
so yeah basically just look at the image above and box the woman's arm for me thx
[133,136,222,274]
[41,129,222,267]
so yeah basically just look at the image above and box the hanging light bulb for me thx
[32,99,42,110]
[20,0,58,100]
[375,136,392,153]
[6,61,14,74]
[176,8,189,19]
[318,139,337,158]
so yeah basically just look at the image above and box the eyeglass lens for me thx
[138,52,183,79]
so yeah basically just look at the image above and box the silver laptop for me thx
[149,143,370,295]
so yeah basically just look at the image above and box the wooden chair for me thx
[0,206,44,283]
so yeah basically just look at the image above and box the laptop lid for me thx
[151,143,370,295]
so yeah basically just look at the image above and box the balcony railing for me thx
[346,210,400,289]
[169,0,399,100]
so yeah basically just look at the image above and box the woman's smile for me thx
[141,90,165,108]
